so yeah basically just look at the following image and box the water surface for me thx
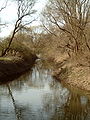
[0,60,90,120]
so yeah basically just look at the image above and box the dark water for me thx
[0,60,90,120]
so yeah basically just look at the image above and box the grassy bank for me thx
[0,39,37,84]
[0,54,37,84]
[52,54,90,91]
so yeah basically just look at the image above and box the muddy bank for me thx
[52,55,90,91]
[0,54,37,84]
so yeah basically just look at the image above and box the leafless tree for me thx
[1,0,36,56]
[42,0,90,54]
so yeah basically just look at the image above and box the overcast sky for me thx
[0,0,47,37]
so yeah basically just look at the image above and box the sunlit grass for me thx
[0,57,12,61]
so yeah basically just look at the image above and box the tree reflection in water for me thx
[7,84,22,120]
[42,89,90,120]
[0,60,90,120]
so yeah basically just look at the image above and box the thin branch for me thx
[42,24,57,37]
[0,0,8,12]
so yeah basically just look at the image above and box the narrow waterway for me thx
[0,60,90,120]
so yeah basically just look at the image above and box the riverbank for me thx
[52,54,90,91]
[0,54,37,84]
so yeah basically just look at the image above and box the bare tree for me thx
[1,0,36,56]
[42,0,90,54]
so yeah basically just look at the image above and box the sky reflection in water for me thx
[0,60,90,120]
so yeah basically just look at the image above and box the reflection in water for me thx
[7,84,22,120]
[0,60,90,120]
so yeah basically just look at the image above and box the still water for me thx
[0,60,90,120]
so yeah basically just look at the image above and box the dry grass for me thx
[65,66,90,91]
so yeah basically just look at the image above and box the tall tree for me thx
[42,0,90,54]
[1,0,36,56]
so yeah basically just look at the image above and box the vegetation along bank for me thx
[0,40,37,84]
